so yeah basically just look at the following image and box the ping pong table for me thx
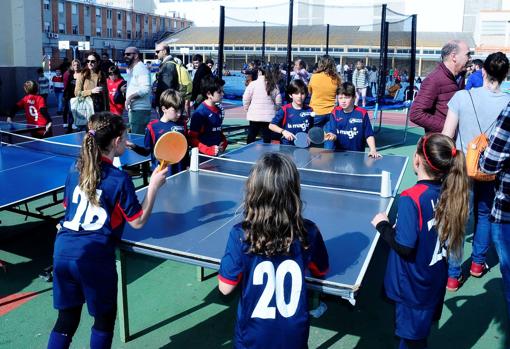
[0,120,45,134]
[117,142,408,342]
[0,130,150,218]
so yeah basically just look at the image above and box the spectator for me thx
[466,59,484,90]
[62,59,81,130]
[106,65,127,116]
[75,52,108,113]
[37,67,50,103]
[52,69,64,114]
[124,46,152,134]
[387,78,401,98]
[368,66,378,98]
[191,54,212,108]
[242,64,282,143]
[410,40,471,133]
[154,43,179,114]
[352,60,369,107]
[99,52,115,76]
[205,59,217,77]
[291,59,310,85]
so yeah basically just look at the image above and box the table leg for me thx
[116,249,130,342]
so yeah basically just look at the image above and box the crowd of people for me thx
[5,38,510,349]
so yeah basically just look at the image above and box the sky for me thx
[155,0,467,32]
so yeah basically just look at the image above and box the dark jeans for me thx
[62,99,73,126]
[247,121,271,144]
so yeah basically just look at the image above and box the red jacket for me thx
[410,62,465,133]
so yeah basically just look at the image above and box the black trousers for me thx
[247,121,271,144]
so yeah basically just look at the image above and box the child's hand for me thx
[371,212,389,228]
[282,130,296,141]
[368,150,382,158]
[44,123,52,135]
[149,166,168,191]
[126,140,134,149]
[324,132,336,141]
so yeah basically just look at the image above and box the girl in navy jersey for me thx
[269,79,315,145]
[371,133,469,349]
[47,112,167,349]
[218,152,329,349]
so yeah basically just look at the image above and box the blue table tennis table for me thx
[0,130,150,218]
[0,120,45,134]
[117,142,408,342]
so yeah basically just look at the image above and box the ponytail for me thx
[76,112,126,206]
[417,134,469,258]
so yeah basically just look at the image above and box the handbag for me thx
[70,96,94,126]
[459,91,496,181]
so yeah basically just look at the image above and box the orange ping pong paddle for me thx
[153,131,188,171]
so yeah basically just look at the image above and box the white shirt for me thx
[126,61,151,111]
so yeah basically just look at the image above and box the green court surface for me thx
[1,124,509,348]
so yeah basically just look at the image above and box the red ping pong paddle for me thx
[154,131,188,171]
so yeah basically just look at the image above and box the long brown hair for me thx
[81,52,104,83]
[315,55,341,86]
[261,64,280,97]
[77,112,126,206]
[243,152,308,256]
[416,133,469,258]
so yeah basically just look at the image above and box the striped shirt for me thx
[480,102,510,223]
[352,68,368,89]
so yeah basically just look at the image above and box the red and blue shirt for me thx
[144,119,188,173]
[271,103,314,146]
[219,219,329,349]
[16,94,50,128]
[324,106,374,151]
[384,180,447,309]
[54,157,142,261]
[190,102,225,147]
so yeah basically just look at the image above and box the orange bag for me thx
[465,133,495,181]
[462,90,496,182]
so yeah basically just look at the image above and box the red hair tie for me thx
[451,147,457,157]
[422,136,440,172]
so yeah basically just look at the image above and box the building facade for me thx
[41,0,192,69]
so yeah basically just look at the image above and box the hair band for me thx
[422,136,440,172]
[451,147,457,157]
[88,129,96,136]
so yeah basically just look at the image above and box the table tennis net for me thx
[0,131,81,158]
[198,154,388,196]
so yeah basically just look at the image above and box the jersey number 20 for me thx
[63,186,107,231]
[251,260,302,319]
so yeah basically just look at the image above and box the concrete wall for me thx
[0,0,43,115]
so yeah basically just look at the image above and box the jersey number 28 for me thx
[251,260,302,319]
[63,186,107,231]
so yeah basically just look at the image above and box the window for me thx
[96,26,101,37]
[44,21,51,32]
[145,16,148,24]
[117,29,122,38]
[118,12,122,21]
[72,4,77,15]
[58,23,65,34]
[96,8,101,17]
[43,0,50,10]
[85,6,89,17]
[127,13,131,22]
[107,28,112,37]
[481,20,506,35]
[127,30,132,39]
[136,15,140,23]
[153,18,156,27]
[58,1,64,13]
[332,47,344,52]
[144,31,148,38]
[107,10,112,19]
[224,46,233,50]
[173,21,177,29]
[72,25,78,34]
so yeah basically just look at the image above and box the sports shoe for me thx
[62,123,68,128]
[470,261,488,277]
[446,275,464,292]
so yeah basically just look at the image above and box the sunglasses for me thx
[86,60,96,63]
[155,50,161,54]
[124,53,135,56]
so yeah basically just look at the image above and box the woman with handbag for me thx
[63,59,81,132]
[242,64,282,144]
[74,52,109,127]
[442,52,510,291]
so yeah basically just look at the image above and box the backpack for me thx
[459,91,496,182]
[175,62,192,98]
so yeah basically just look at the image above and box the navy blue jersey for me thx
[54,157,142,261]
[219,219,329,349]
[324,106,374,151]
[190,102,224,146]
[384,180,447,309]
[144,119,188,173]
[271,103,314,145]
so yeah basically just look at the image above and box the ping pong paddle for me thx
[153,131,188,171]
[294,132,310,148]
[308,126,325,144]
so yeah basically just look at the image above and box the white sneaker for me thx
[62,123,68,128]
[71,124,78,130]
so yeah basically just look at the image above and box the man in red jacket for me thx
[410,40,471,133]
